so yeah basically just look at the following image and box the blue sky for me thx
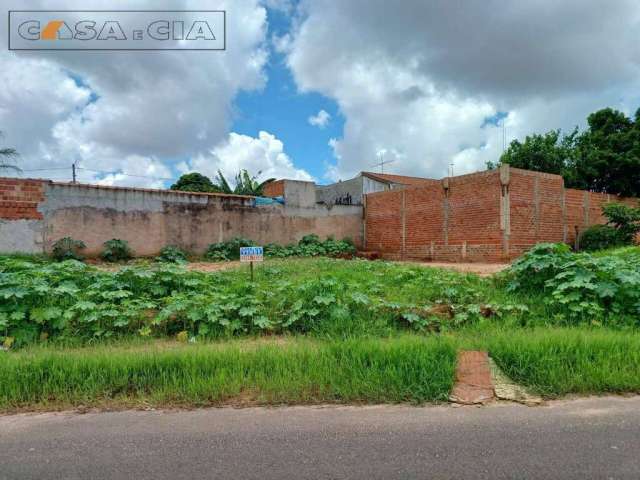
[231,6,343,183]
[3,0,639,190]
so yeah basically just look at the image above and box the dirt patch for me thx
[186,261,243,273]
[91,258,507,276]
[410,262,509,277]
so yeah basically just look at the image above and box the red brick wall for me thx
[508,169,565,257]
[365,170,505,262]
[364,166,639,263]
[564,188,585,246]
[0,178,45,220]
[263,180,285,197]
[448,170,502,247]
[405,183,445,258]
[564,188,639,247]
[365,189,403,255]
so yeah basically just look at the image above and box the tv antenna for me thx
[502,117,507,153]
[371,152,395,173]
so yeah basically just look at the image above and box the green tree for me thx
[602,202,640,244]
[171,170,276,196]
[170,172,219,193]
[499,130,577,177]
[0,131,20,173]
[572,108,640,196]
[494,107,640,197]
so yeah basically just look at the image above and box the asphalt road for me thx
[1,397,639,480]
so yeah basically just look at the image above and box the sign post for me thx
[240,246,263,282]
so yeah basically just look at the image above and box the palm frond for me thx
[215,169,233,194]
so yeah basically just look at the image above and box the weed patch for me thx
[489,328,640,397]
[0,336,456,411]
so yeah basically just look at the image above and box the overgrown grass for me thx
[591,245,640,258]
[489,328,640,397]
[3,248,640,409]
[0,336,456,411]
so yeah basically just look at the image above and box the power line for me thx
[20,167,70,172]
[19,165,175,183]
[77,167,174,181]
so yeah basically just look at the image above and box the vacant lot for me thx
[1,245,639,411]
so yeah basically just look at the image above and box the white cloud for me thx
[308,109,331,128]
[185,131,313,184]
[286,0,640,180]
[92,155,173,189]
[271,33,291,54]
[0,0,269,187]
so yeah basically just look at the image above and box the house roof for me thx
[361,171,436,186]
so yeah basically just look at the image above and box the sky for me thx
[1,0,640,188]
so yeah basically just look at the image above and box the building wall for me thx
[282,180,317,208]
[365,166,639,262]
[0,178,46,253]
[366,170,504,262]
[507,168,565,257]
[316,176,364,205]
[362,176,390,195]
[263,180,285,198]
[0,179,363,256]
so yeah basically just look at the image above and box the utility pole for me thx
[72,162,77,183]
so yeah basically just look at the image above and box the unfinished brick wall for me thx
[365,189,403,255]
[507,169,565,257]
[564,188,639,247]
[446,171,503,261]
[364,166,639,263]
[0,178,45,219]
[366,170,505,262]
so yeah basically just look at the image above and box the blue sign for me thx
[240,246,263,262]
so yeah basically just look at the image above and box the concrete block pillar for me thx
[401,190,406,259]
[533,176,540,240]
[362,194,367,250]
[442,178,450,246]
[499,164,511,258]
[583,190,590,226]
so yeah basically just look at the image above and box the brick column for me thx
[499,165,511,258]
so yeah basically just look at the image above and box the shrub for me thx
[205,236,355,262]
[0,255,492,346]
[51,237,86,261]
[579,225,624,251]
[323,237,356,257]
[506,243,640,324]
[101,239,132,262]
[263,243,292,258]
[206,237,255,261]
[299,234,321,246]
[504,243,572,291]
[157,245,187,264]
[602,203,640,245]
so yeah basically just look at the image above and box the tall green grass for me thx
[0,336,455,411]
[488,328,640,397]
